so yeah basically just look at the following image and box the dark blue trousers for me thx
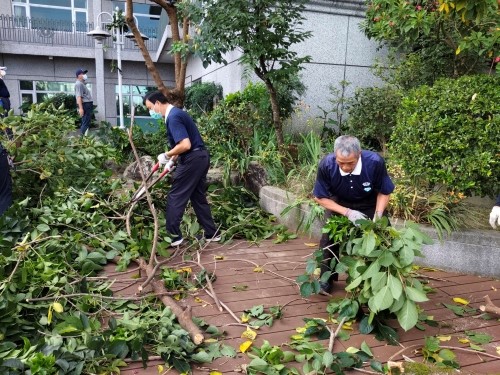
[0,148,12,216]
[166,149,217,239]
[80,102,93,135]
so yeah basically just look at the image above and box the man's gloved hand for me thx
[490,206,500,229]
[345,209,367,225]
[157,153,169,166]
[164,159,175,172]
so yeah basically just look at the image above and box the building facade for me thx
[0,0,176,126]
[0,0,384,131]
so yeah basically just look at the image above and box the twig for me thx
[388,344,421,361]
[328,316,346,352]
[350,368,379,374]
[440,345,500,360]
[204,288,240,323]
[26,291,182,302]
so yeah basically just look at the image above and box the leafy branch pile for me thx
[0,104,288,373]
[299,216,433,332]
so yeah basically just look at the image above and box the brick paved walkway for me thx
[118,238,500,374]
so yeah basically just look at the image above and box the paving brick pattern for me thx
[117,238,500,375]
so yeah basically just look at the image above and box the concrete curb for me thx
[259,185,500,278]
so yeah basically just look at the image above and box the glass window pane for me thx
[115,85,130,94]
[13,6,27,18]
[75,11,87,32]
[21,94,33,105]
[133,96,149,116]
[132,85,156,95]
[20,81,33,90]
[31,7,73,31]
[30,0,71,6]
[13,0,27,3]
[74,0,87,8]
[135,14,159,34]
[113,1,125,11]
[35,81,49,90]
[37,93,51,103]
[117,94,131,115]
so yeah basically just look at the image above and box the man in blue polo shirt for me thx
[143,91,220,247]
[313,135,395,294]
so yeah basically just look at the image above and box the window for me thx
[113,1,161,38]
[20,80,91,109]
[12,0,88,32]
[117,84,156,118]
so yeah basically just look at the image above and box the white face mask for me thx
[82,74,88,80]
[0,70,5,77]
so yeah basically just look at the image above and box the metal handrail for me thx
[0,14,159,50]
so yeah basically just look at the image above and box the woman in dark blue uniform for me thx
[313,135,395,294]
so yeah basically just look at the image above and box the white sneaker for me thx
[170,237,184,247]
[207,235,221,242]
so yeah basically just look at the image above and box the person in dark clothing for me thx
[313,135,395,294]
[0,66,11,118]
[143,91,220,247]
[0,142,12,216]
[490,195,500,229]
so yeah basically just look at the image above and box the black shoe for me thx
[195,232,221,242]
[319,281,333,295]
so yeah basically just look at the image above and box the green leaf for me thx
[248,357,269,372]
[360,341,373,357]
[362,230,376,255]
[397,300,418,331]
[36,223,50,232]
[371,286,394,312]
[191,351,213,363]
[322,351,334,368]
[345,275,362,291]
[386,274,401,299]
[405,286,428,302]
[361,259,381,280]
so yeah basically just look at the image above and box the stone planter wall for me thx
[259,185,500,278]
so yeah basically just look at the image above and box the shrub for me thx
[184,81,223,119]
[390,74,500,198]
[347,86,402,153]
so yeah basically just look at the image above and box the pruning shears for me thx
[129,161,175,204]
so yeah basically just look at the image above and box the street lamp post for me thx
[87,8,148,130]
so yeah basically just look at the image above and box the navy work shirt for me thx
[313,150,395,206]
[165,107,204,152]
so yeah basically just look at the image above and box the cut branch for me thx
[479,295,500,316]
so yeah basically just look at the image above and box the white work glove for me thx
[163,159,175,172]
[345,209,367,225]
[157,153,169,166]
[490,206,500,229]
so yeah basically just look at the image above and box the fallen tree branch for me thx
[204,288,240,323]
[328,316,346,352]
[479,295,500,316]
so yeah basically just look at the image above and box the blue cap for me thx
[76,68,88,77]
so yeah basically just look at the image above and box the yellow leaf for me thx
[290,334,303,340]
[342,324,353,330]
[453,297,469,305]
[313,268,321,276]
[52,302,64,313]
[194,297,203,303]
[174,294,182,301]
[304,242,318,247]
[157,365,164,373]
[241,313,250,323]
[455,47,461,55]
[459,338,470,344]
[241,327,257,340]
[239,340,253,353]
[295,327,306,333]
[205,338,218,343]
[176,267,192,274]
[496,346,500,355]
[47,306,53,325]
[253,267,264,273]
[346,347,359,354]
[214,255,224,260]
[437,335,451,341]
